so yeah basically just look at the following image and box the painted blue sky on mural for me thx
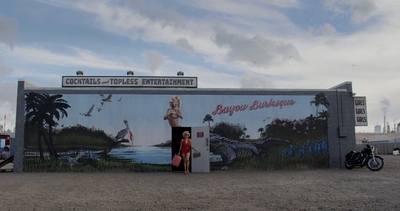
[57,94,316,146]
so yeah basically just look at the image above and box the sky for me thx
[0,0,399,134]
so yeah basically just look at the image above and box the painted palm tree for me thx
[317,110,329,120]
[44,93,70,159]
[241,127,247,139]
[257,127,264,138]
[25,92,70,161]
[202,114,214,129]
[25,92,50,161]
[305,114,316,124]
[305,114,317,131]
[310,93,329,116]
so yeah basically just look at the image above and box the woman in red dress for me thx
[178,131,198,174]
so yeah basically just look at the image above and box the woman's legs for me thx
[183,153,190,174]
[182,156,187,174]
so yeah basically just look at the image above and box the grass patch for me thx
[23,157,171,173]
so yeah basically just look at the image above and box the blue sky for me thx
[1,0,399,134]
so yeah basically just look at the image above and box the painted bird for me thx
[59,152,85,169]
[115,119,134,146]
[100,94,113,102]
[99,120,134,154]
[97,102,104,112]
[80,104,94,116]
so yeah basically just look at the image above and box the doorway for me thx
[171,127,210,173]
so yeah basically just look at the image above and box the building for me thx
[13,77,359,172]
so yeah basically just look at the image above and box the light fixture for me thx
[76,70,84,75]
[177,71,184,76]
[127,70,134,75]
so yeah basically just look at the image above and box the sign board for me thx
[354,96,368,126]
[62,76,197,88]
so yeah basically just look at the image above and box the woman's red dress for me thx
[181,139,191,154]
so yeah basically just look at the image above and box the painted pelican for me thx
[115,119,134,146]
[99,120,134,154]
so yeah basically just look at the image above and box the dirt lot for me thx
[0,154,399,211]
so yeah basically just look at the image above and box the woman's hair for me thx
[169,96,181,107]
[182,131,190,137]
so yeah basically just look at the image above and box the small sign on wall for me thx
[354,96,368,126]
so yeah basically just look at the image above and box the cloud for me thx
[324,0,378,23]
[0,59,13,80]
[380,97,390,116]
[0,14,19,50]
[213,25,301,66]
[72,1,188,41]
[139,2,186,29]
[146,51,165,73]
[175,37,195,55]
[324,0,344,15]
[306,23,338,45]
[41,0,300,60]
[320,23,337,35]
[240,71,275,88]
[7,45,140,72]
[186,0,299,20]
[307,23,337,36]
[349,1,378,23]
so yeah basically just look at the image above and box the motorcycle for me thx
[344,144,384,171]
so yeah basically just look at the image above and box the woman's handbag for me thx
[172,154,182,167]
[193,151,201,158]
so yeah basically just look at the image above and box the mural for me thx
[23,92,329,172]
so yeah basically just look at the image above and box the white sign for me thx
[354,96,368,126]
[62,76,197,88]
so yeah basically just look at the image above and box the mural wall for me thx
[23,92,329,172]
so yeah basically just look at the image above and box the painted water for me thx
[109,146,171,164]
[108,146,222,164]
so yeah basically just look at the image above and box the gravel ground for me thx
[0,154,399,211]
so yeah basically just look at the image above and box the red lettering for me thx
[213,99,296,116]
[250,100,259,110]
[212,104,248,116]
[212,104,224,115]
[250,99,296,110]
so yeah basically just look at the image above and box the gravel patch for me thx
[0,155,399,211]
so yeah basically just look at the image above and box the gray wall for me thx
[326,82,357,168]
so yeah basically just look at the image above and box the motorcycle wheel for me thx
[344,160,354,169]
[367,157,384,171]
